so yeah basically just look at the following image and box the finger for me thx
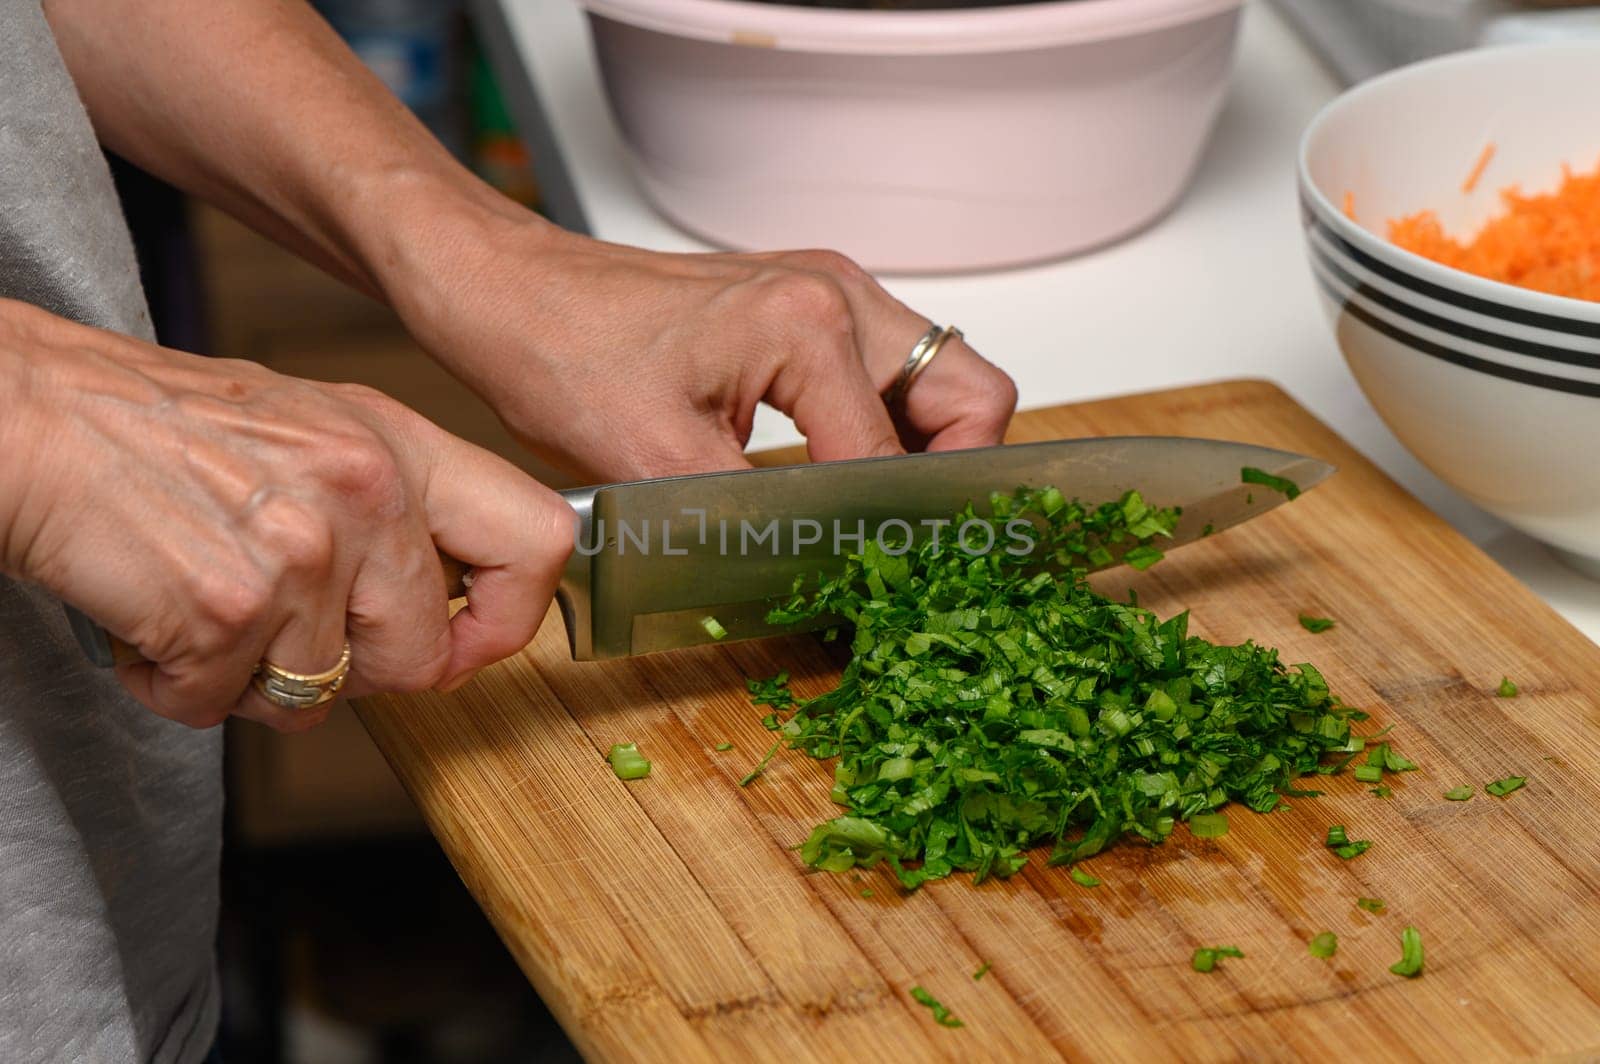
[115,573,277,728]
[764,324,904,464]
[412,434,575,689]
[230,556,353,733]
[905,336,1019,452]
[339,509,454,697]
[606,411,755,480]
[782,252,1017,450]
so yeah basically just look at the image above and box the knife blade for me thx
[72,436,1333,667]
[557,436,1333,660]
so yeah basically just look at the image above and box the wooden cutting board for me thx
[357,380,1600,1062]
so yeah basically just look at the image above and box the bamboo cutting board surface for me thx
[357,380,1600,1062]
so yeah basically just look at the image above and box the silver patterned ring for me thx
[252,642,352,710]
[885,324,963,408]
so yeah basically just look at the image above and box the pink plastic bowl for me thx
[579,0,1244,272]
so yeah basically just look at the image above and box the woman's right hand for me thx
[0,298,574,732]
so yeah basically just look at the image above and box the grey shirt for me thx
[1,3,222,1061]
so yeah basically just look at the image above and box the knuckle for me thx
[191,570,274,634]
[981,365,1020,413]
[249,494,336,575]
[760,271,854,337]
[319,434,407,518]
[379,647,454,694]
[790,248,868,284]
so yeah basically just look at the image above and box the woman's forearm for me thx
[42,0,537,302]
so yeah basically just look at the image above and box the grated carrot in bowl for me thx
[1388,158,1600,303]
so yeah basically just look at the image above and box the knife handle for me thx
[68,551,473,668]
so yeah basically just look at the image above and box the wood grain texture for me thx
[357,380,1600,1062]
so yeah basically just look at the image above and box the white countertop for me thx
[488,0,1600,643]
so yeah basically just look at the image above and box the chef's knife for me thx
[70,436,1333,666]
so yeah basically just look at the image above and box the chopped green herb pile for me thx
[1443,785,1473,801]
[1485,775,1526,798]
[607,743,651,781]
[1308,931,1338,958]
[1192,946,1244,973]
[1356,896,1386,914]
[1497,676,1518,698]
[1069,867,1101,888]
[1298,615,1336,634]
[1389,926,1424,978]
[972,961,991,981]
[701,615,728,640]
[1241,467,1301,500]
[909,986,963,1028]
[750,487,1383,890]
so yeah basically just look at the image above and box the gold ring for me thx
[885,324,962,408]
[252,642,352,710]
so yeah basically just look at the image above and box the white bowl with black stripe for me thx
[1298,43,1600,576]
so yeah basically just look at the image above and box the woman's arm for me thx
[44,0,1017,482]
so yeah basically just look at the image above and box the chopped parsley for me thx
[714,742,734,752]
[747,486,1390,889]
[1189,812,1230,838]
[1389,926,1424,978]
[738,740,781,787]
[1308,931,1338,958]
[1496,676,1518,698]
[1069,867,1101,888]
[1191,946,1243,973]
[1443,785,1473,801]
[972,962,991,981]
[1298,615,1336,634]
[700,615,728,640]
[607,743,651,781]
[1485,776,1526,797]
[1241,467,1301,500]
[909,986,963,1028]
[1325,826,1370,859]
[1356,896,1386,914]
[1370,785,1392,798]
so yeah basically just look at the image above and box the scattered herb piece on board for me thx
[607,743,651,781]
[1357,897,1386,914]
[1299,615,1336,634]
[909,986,963,1028]
[972,962,991,981]
[701,615,728,640]
[1389,926,1425,978]
[1497,676,1518,698]
[1486,776,1527,798]
[746,486,1392,890]
[1325,826,1371,860]
[1189,812,1230,838]
[1241,467,1301,500]
[1443,785,1473,801]
[1069,867,1101,888]
[739,740,782,787]
[1192,946,1244,973]
[714,742,734,752]
[1308,931,1338,959]
[1353,765,1384,784]
[1370,785,1392,798]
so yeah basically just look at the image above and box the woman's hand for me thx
[0,299,572,732]
[392,220,1019,482]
